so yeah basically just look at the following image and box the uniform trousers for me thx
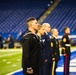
[64,54,70,75]
[39,62,52,75]
[52,61,58,75]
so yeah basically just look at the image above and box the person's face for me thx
[55,29,58,37]
[31,20,39,31]
[65,28,70,34]
[53,29,58,37]
[39,27,44,35]
[45,25,51,33]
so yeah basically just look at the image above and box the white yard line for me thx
[0,49,22,58]
[0,49,22,52]
[0,52,21,58]
[56,67,76,72]
[6,69,22,75]
[71,49,76,52]
[70,58,76,63]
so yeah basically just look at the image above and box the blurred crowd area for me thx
[0,34,76,49]
[0,34,21,49]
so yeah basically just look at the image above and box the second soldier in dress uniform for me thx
[50,28,60,75]
[41,23,52,75]
[61,27,71,75]
[37,25,45,75]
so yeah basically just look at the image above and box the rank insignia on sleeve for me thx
[50,42,53,47]
[63,38,66,42]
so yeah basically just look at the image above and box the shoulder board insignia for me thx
[50,42,53,47]
[63,38,66,42]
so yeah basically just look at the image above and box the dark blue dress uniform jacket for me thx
[41,32,52,63]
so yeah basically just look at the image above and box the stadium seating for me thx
[42,0,76,35]
[0,0,76,39]
[0,0,51,39]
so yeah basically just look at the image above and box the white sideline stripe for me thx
[70,59,76,63]
[6,69,22,75]
[0,50,22,52]
[56,67,76,72]
[0,53,21,58]
[70,64,76,66]
[71,49,76,52]
[70,59,76,66]
[70,63,76,66]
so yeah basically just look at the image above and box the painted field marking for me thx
[12,64,17,67]
[3,59,7,62]
[0,52,21,58]
[6,62,11,64]
[17,59,21,61]
[6,69,22,75]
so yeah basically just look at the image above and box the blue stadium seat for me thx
[42,0,76,35]
[0,0,51,39]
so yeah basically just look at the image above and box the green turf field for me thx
[0,47,76,75]
[0,49,22,75]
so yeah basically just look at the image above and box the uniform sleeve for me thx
[22,36,33,68]
[61,36,66,54]
[50,40,55,59]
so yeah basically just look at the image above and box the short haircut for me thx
[51,28,57,34]
[42,23,50,27]
[63,27,69,32]
[26,17,36,26]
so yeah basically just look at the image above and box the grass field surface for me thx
[0,49,22,75]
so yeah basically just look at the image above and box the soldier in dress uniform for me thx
[50,28,60,75]
[41,23,52,75]
[37,25,45,75]
[22,17,42,75]
[61,27,71,75]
